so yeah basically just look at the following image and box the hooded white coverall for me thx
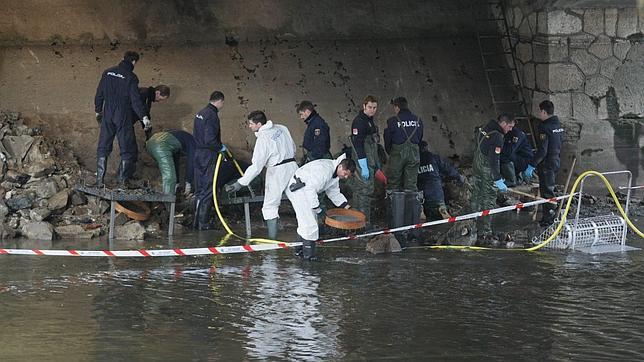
[237,120,298,220]
[286,154,349,241]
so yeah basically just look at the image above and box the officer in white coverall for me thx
[225,110,298,239]
[286,154,356,260]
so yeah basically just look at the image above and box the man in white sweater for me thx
[225,110,298,240]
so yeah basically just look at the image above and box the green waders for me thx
[146,132,182,194]
[386,140,420,192]
[386,119,420,192]
[347,134,378,225]
[470,129,499,238]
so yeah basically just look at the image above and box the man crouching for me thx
[286,154,356,260]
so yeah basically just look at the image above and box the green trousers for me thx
[470,149,496,237]
[386,141,420,192]
[347,136,378,224]
[146,132,182,194]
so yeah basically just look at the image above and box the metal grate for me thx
[533,215,630,252]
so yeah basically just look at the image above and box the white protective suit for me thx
[237,120,298,220]
[286,154,349,241]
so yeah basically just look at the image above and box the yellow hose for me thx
[425,170,642,251]
[212,157,642,251]
[212,153,282,244]
[525,170,642,251]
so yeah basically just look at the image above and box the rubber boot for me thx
[266,217,279,240]
[388,191,407,246]
[293,236,304,258]
[197,201,216,230]
[302,239,318,261]
[117,160,137,189]
[405,191,423,244]
[92,157,107,187]
[193,199,201,229]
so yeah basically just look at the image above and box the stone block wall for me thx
[500,3,643,121]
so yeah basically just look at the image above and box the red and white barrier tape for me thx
[0,194,573,257]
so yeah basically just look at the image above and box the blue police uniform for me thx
[94,60,147,185]
[500,127,533,186]
[417,149,463,220]
[529,115,565,225]
[383,109,424,191]
[302,111,331,162]
[193,103,222,229]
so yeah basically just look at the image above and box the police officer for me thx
[285,155,355,260]
[145,130,194,195]
[94,50,149,188]
[470,113,515,242]
[297,100,331,163]
[193,91,225,230]
[523,100,565,226]
[225,110,298,240]
[383,97,423,192]
[500,126,533,187]
[417,141,466,221]
[133,85,170,138]
[347,95,382,227]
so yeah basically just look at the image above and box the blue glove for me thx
[494,179,508,193]
[358,158,369,180]
[220,144,228,153]
[523,165,535,179]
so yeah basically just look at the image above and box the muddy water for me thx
[1,226,643,360]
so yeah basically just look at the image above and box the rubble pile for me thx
[0,110,173,240]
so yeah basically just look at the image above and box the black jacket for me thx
[94,60,147,126]
[530,116,564,171]
[478,119,505,181]
[350,110,377,159]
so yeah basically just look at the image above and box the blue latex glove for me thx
[494,179,508,193]
[358,158,370,180]
[523,164,535,179]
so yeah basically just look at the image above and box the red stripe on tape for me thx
[481,210,490,216]
[138,249,151,257]
[448,217,457,223]
[415,223,423,228]
[242,245,254,252]
[103,250,114,257]
[278,243,288,249]
[208,247,220,254]
[348,234,357,240]
[0,249,7,254]
[382,229,391,234]
[69,250,79,256]
[173,248,185,256]
[548,197,557,202]
[516,203,524,209]
[32,249,43,255]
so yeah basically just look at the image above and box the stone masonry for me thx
[499,3,643,121]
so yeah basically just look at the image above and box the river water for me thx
[1,227,643,361]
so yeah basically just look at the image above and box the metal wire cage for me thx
[531,170,639,254]
[533,214,628,253]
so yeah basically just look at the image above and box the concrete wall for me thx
[1,37,493,166]
[0,0,498,180]
[0,0,483,45]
